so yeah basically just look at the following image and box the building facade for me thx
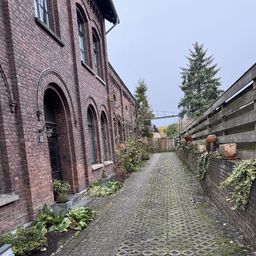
[108,63,136,146]
[0,0,136,234]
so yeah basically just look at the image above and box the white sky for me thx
[106,0,256,126]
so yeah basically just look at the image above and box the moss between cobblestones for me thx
[196,203,248,256]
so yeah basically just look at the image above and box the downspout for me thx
[105,0,120,34]
[106,18,119,35]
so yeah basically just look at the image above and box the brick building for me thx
[108,63,136,146]
[0,0,136,234]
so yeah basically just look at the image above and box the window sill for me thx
[96,75,106,86]
[0,194,19,207]
[92,163,104,171]
[80,62,106,86]
[81,61,95,75]
[35,17,64,47]
[104,161,113,166]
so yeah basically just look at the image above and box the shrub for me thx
[116,137,149,173]
[86,180,123,197]
[0,226,47,256]
[0,205,95,255]
[33,204,71,233]
[68,207,95,230]
[221,158,256,210]
[53,179,70,194]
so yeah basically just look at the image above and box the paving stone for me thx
[57,153,248,256]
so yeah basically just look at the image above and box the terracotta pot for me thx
[184,133,192,142]
[207,134,217,143]
[219,143,237,158]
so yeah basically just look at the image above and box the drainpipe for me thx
[106,0,120,35]
[106,18,119,35]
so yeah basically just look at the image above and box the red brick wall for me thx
[177,150,256,248]
[0,0,132,234]
[108,64,136,146]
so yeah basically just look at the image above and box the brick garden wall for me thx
[177,150,256,248]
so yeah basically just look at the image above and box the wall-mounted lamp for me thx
[38,124,55,143]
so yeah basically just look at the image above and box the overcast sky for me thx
[106,0,256,126]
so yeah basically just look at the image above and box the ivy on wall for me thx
[221,158,256,210]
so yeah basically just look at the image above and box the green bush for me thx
[86,180,123,197]
[221,158,256,210]
[0,205,95,255]
[116,137,150,173]
[68,207,95,230]
[0,226,47,256]
[32,204,70,233]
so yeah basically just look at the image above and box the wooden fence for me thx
[182,63,256,158]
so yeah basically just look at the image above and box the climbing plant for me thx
[197,151,220,180]
[197,152,211,180]
[221,158,256,210]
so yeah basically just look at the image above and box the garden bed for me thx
[31,230,76,256]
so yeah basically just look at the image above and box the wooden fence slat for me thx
[224,87,254,116]
[183,63,256,132]
[217,131,256,143]
[209,110,256,134]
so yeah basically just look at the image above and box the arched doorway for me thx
[44,86,72,181]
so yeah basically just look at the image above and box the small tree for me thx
[165,123,178,138]
[134,79,153,138]
[178,42,223,119]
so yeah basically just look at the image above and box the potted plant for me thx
[52,180,72,215]
[53,179,70,203]
[184,133,192,142]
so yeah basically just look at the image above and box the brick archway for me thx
[37,70,78,193]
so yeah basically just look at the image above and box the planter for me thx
[198,144,206,153]
[0,244,13,256]
[56,192,68,203]
[184,133,192,142]
[51,200,73,215]
[219,143,237,159]
[206,134,217,143]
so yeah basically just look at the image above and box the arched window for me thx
[92,31,102,77]
[118,120,123,144]
[87,107,98,164]
[101,113,109,161]
[35,0,60,36]
[77,6,89,65]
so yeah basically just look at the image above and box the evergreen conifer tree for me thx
[134,79,153,137]
[178,42,223,119]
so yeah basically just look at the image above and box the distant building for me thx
[0,0,135,234]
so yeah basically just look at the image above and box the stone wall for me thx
[177,149,256,248]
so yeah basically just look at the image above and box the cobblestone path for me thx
[57,153,247,256]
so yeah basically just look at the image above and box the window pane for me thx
[101,115,109,161]
[88,110,97,164]
[92,38,99,75]
[77,10,88,64]
[36,0,49,26]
